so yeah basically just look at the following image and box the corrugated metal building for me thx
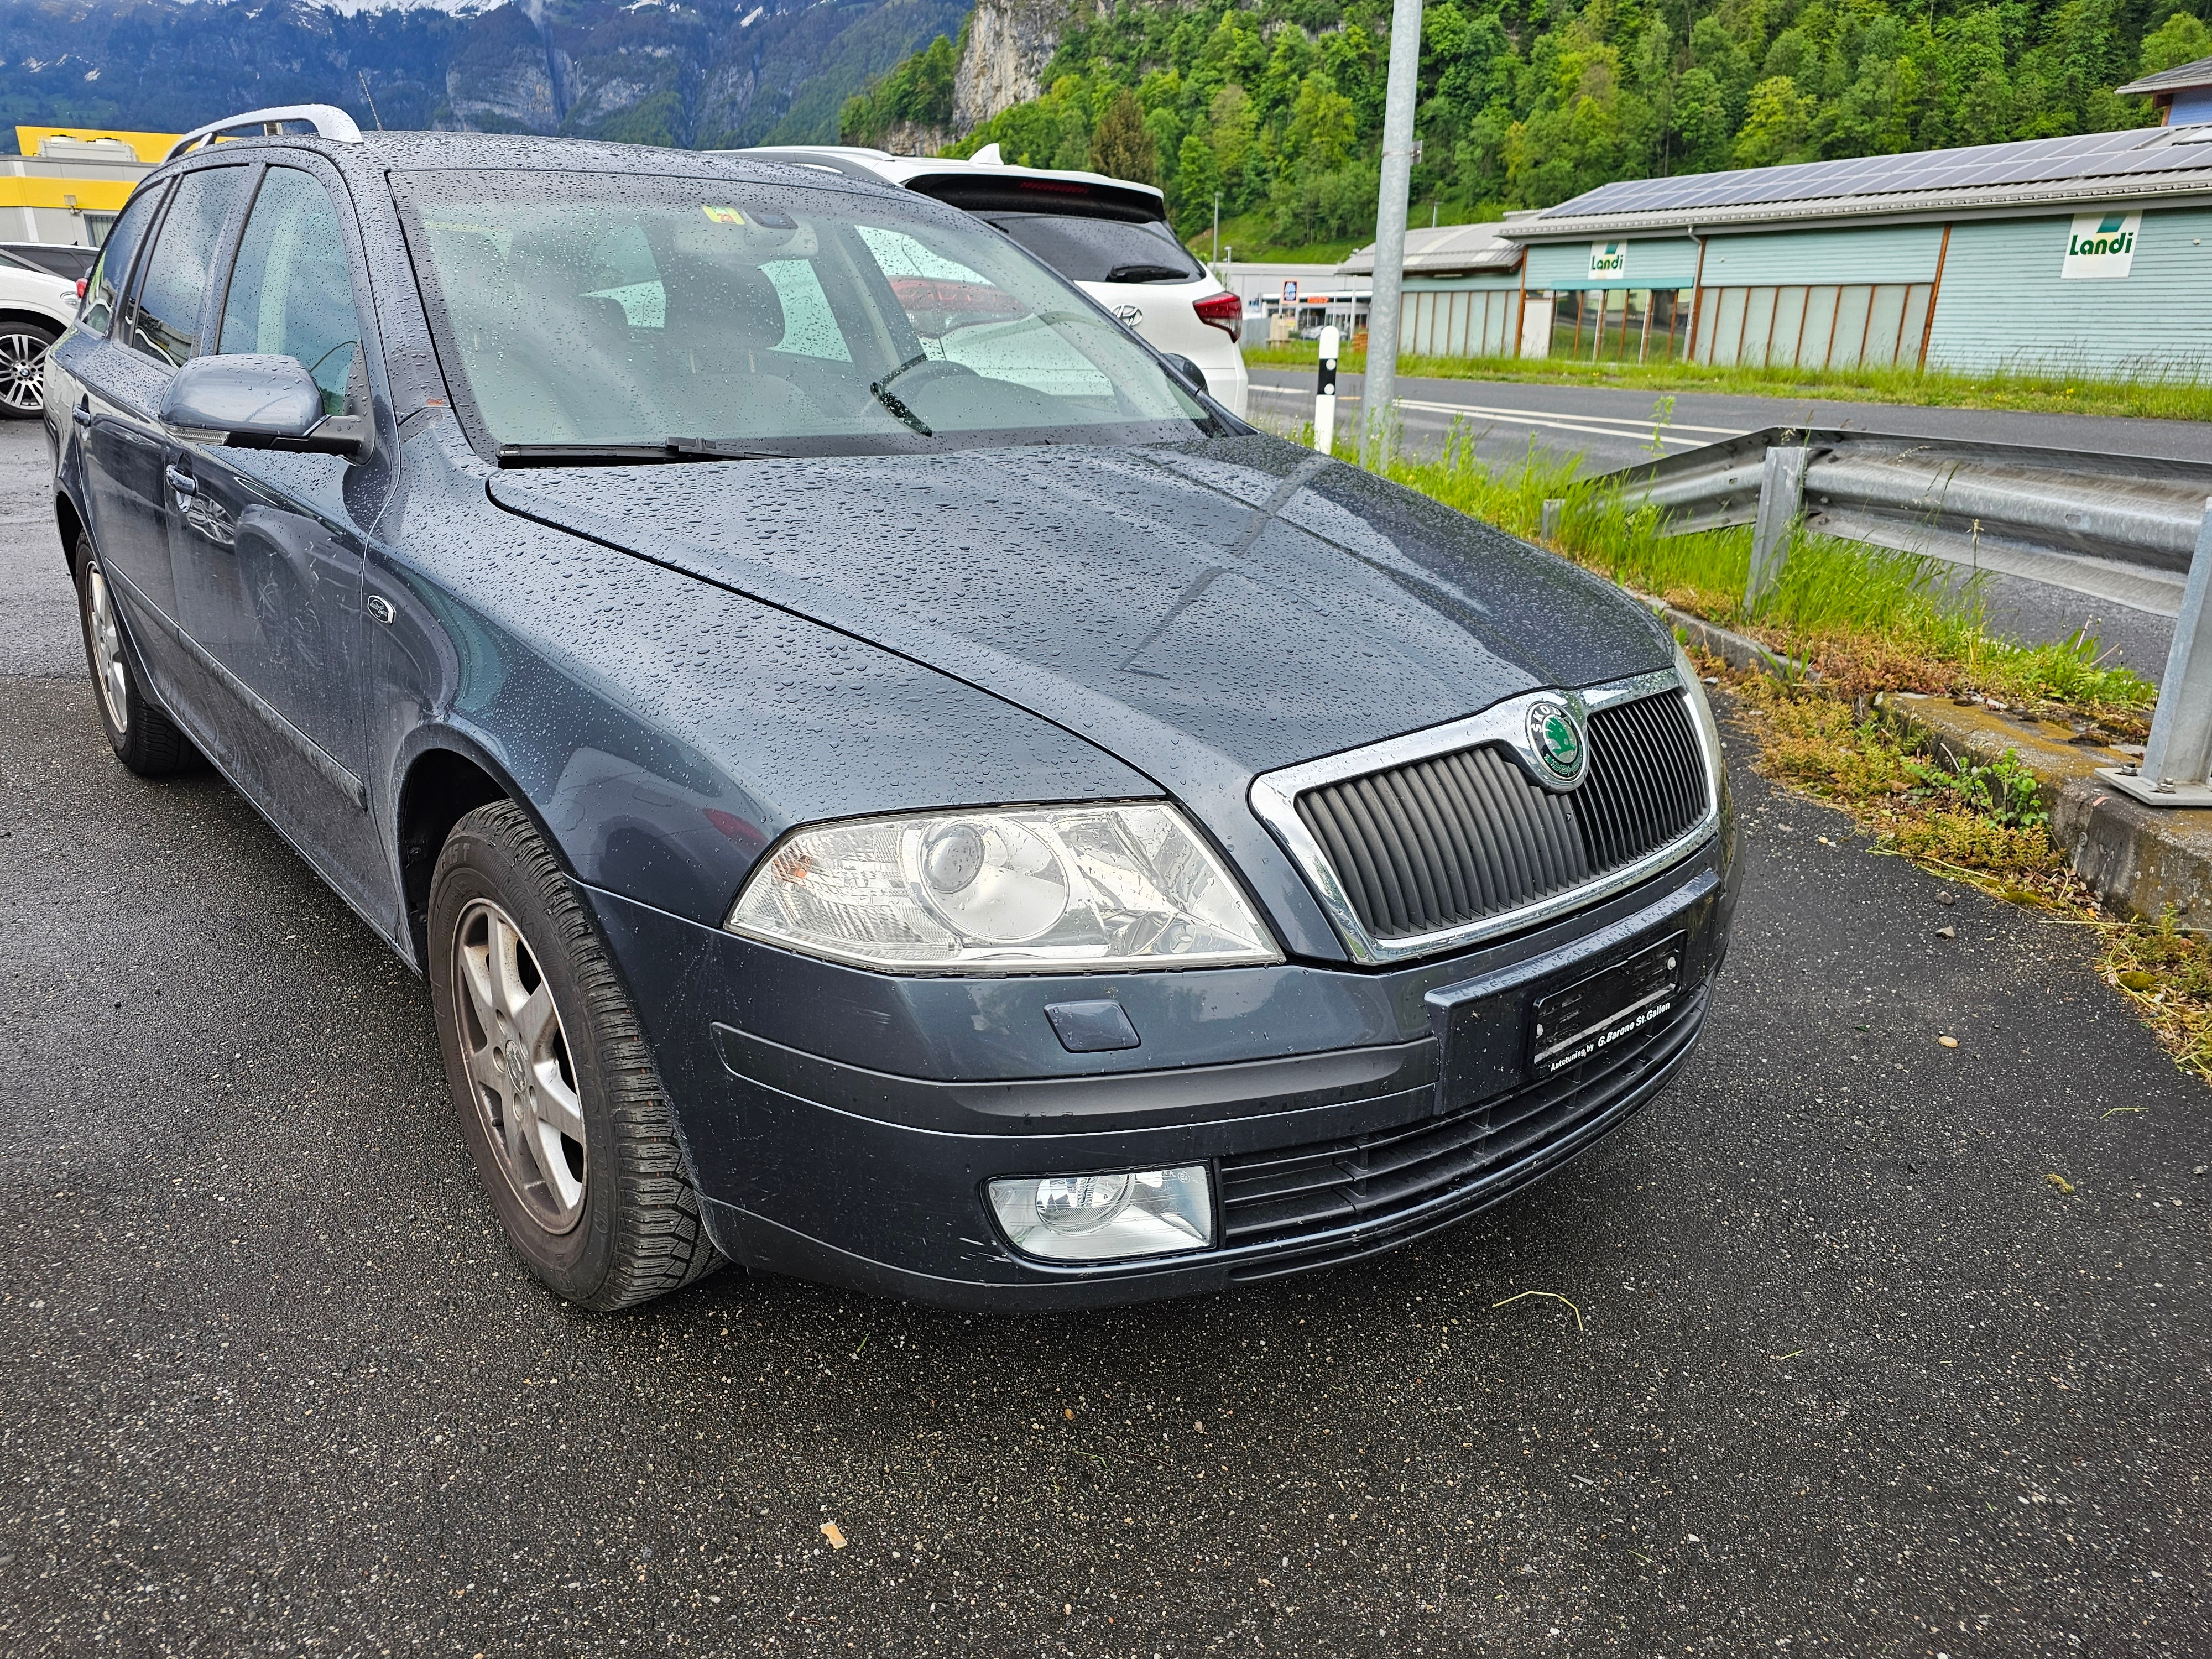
[1341,222,1528,355]
[1343,57,2212,379]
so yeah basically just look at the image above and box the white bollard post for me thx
[1314,325,1339,455]
[2103,497,2212,806]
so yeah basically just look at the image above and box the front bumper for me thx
[592,820,1738,1311]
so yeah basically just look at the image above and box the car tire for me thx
[75,534,198,776]
[0,319,57,419]
[429,799,725,1311]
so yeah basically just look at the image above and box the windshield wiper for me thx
[496,439,790,467]
[868,356,935,437]
[1102,263,1193,283]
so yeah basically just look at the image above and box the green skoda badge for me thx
[1526,700,1586,784]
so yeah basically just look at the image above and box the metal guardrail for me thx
[1589,427,2212,807]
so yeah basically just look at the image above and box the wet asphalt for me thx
[2,419,2209,1656]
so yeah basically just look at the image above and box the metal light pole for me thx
[1360,0,1423,472]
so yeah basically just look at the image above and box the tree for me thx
[1173,133,1220,235]
[1734,76,1818,168]
[2139,11,2212,77]
[1090,88,1161,185]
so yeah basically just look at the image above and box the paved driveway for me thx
[2,421,2207,1655]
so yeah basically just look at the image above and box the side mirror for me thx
[1163,353,1209,398]
[159,353,369,457]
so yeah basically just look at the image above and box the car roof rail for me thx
[164,105,364,163]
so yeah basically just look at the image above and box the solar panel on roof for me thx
[1540,121,2197,219]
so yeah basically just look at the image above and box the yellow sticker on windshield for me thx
[702,205,746,225]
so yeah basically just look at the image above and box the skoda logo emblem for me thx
[1527,700,1586,784]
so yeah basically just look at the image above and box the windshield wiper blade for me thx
[1103,263,1192,283]
[496,440,789,467]
[868,379,932,438]
[665,436,790,459]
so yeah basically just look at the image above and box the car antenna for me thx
[357,71,385,132]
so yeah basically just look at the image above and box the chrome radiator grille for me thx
[1289,687,1708,946]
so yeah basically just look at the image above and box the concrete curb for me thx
[1646,600,2212,925]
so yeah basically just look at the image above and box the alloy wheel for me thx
[453,897,588,1233]
[85,561,130,734]
[0,327,49,415]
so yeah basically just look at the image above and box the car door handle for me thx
[72,404,92,429]
[164,465,198,498]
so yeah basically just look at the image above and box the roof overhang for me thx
[2115,53,2212,97]
[1504,165,2212,242]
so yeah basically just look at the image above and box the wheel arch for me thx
[395,738,524,969]
[0,306,65,339]
[55,489,85,577]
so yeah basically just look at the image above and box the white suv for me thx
[1,246,86,419]
[732,145,1249,419]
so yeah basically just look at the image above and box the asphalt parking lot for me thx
[2,419,2208,1656]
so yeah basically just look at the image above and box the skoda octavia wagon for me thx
[43,106,1737,1312]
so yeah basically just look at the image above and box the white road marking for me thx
[1250,383,1738,449]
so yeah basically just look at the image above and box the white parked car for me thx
[0,246,87,419]
[731,144,1249,419]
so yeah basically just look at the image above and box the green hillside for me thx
[845,0,2212,255]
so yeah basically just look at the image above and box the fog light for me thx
[988,1165,1214,1262]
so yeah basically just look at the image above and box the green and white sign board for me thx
[1588,242,1626,279]
[2062,211,2140,279]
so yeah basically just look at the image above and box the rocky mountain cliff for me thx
[950,0,1088,130]
[0,0,963,149]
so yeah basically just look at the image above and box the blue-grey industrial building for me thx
[1344,56,2212,379]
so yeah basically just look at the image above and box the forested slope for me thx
[844,0,2212,249]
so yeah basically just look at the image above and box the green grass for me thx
[1245,341,2212,425]
[1186,212,1357,267]
[1357,429,2157,714]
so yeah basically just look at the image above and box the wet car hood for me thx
[487,433,1672,798]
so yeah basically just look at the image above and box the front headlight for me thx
[725,801,1281,973]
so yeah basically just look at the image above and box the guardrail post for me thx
[2105,497,2212,807]
[1313,325,1339,455]
[1540,498,1564,540]
[1746,445,1810,611]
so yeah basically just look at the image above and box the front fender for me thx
[368,419,1157,940]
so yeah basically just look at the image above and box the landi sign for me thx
[2062,211,2141,279]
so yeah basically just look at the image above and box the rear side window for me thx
[123,166,248,367]
[979,213,1202,284]
[218,168,364,416]
[79,185,166,337]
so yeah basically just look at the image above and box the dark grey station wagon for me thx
[43,105,1738,1311]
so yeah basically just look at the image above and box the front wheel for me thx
[75,534,197,776]
[0,319,58,419]
[429,800,724,1311]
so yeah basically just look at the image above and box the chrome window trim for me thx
[1248,661,1721,966]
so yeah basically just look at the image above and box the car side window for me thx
[217,168,365,417]
[121,166,247,367]
[79,185,167,337]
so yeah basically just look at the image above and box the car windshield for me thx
[393,170,1213,457]
[977,213,1203,284]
